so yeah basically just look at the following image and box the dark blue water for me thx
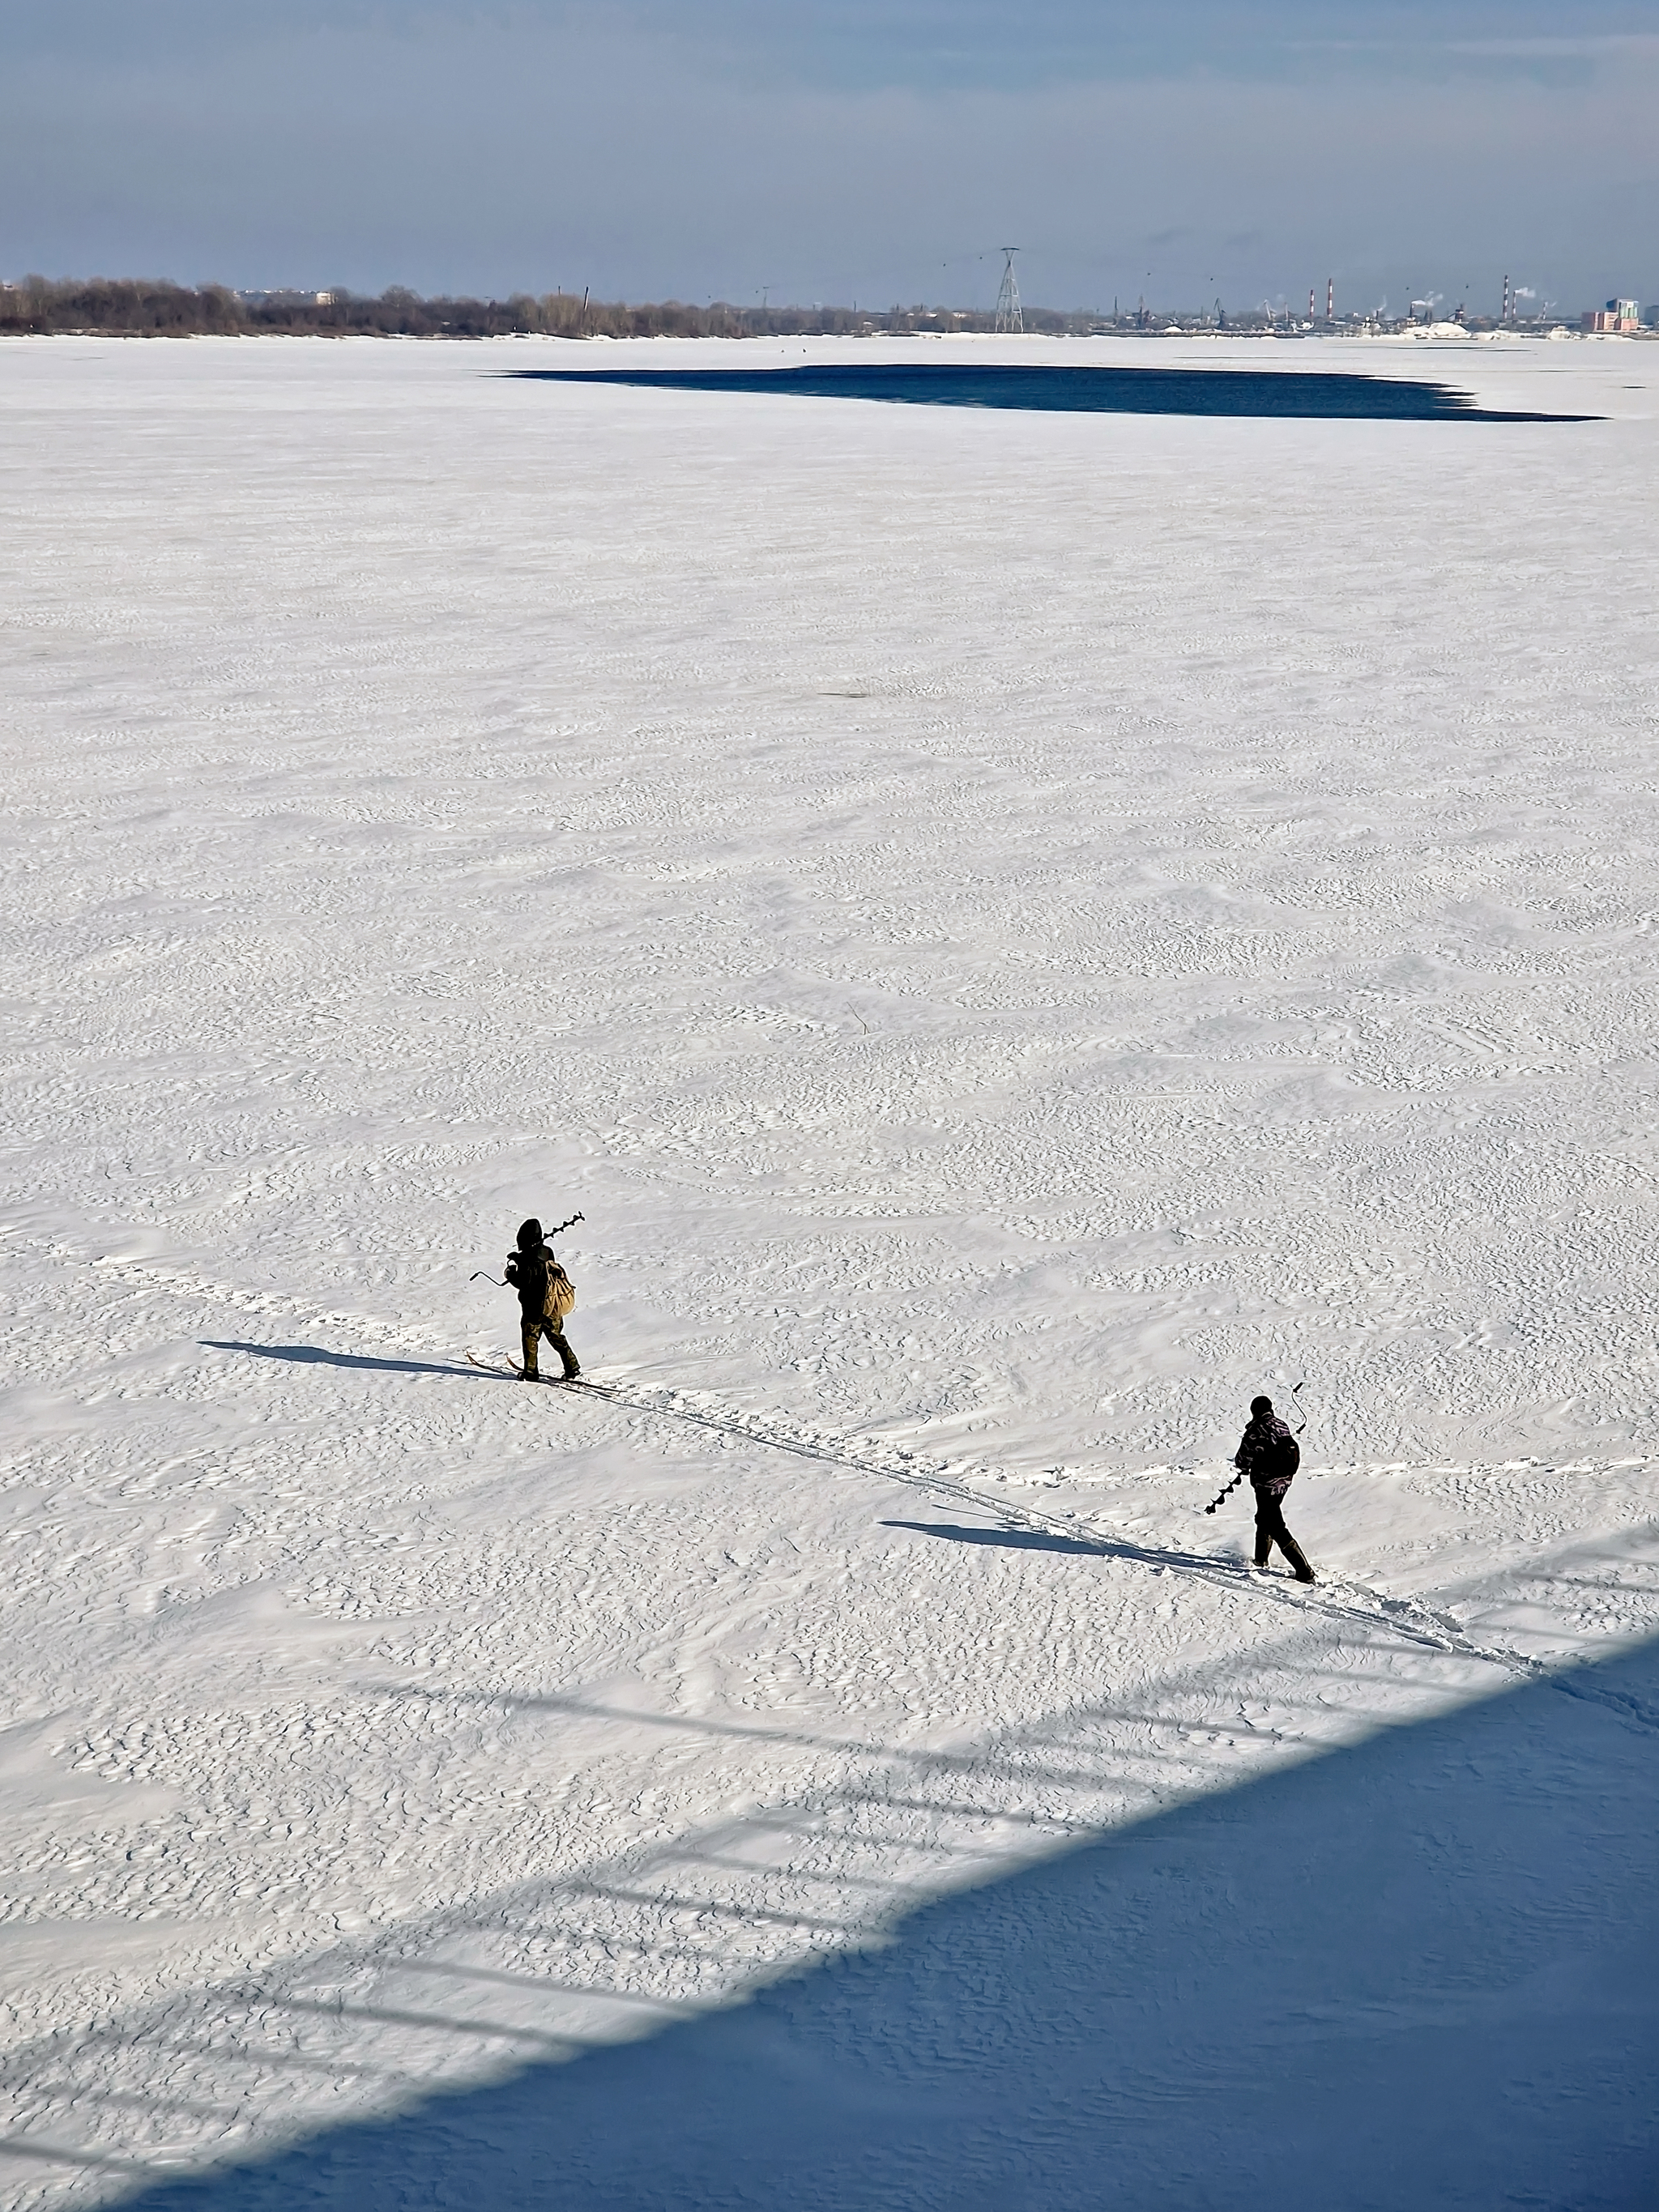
[506,361,1590,422]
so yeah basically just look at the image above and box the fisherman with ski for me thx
[1234,1393,1316,1582]
[503,1215,581,1382]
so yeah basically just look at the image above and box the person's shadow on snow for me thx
[883,1517,1240,1577]
[882,1517,1111,1558]
[202,1340,486,1383]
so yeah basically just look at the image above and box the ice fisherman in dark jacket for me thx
[1235,1394,1315,1582]
[503,1217,580,1382]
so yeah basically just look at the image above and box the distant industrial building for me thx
[1582,298,1642,333]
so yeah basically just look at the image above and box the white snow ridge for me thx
[1,335,1655,2210]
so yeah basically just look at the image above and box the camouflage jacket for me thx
[1235,1415,1299,1498]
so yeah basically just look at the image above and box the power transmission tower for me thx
[994,248,1023,334]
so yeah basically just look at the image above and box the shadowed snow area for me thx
[0,335,1655,2207]
[104,1636,1659,2210]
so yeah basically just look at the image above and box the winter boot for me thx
[1279,1531,1316,1583]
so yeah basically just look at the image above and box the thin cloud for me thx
[2,4,1655,306]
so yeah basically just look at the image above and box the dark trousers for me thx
[521,1315,580,1379]
[1253,1488,1312,1578]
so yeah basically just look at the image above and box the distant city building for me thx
[1582,298,1641,333]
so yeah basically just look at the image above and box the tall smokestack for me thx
[1327,278,1334,323]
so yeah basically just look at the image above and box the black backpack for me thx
[1268,1430,1301,1480]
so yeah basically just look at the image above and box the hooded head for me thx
[1251,1395,1273,1418]
[517,1217,543,1253]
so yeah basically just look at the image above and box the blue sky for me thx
[5,2,1656,311]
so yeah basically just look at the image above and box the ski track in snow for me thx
[0,334,1657,2205]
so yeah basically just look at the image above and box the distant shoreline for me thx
[0,277,1586,342]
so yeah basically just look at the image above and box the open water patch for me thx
[505,361,1593,422]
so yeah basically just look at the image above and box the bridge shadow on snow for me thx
[112,1636,1657,2211]
[505,362,1596,424]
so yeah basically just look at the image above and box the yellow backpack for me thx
[544,1260,576,1327]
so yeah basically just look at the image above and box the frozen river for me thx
[1,333,1656,2207]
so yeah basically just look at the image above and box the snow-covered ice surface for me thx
[1,334,1656,2208]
